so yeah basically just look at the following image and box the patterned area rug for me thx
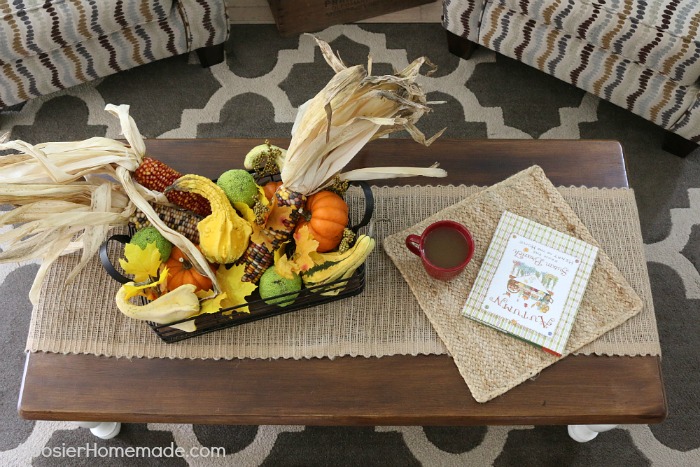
[1,24,699,466]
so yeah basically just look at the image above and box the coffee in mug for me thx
[405,220,475,281]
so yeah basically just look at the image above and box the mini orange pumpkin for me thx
[165,246,213,292]
[295,190,349,252]
[263,181,283,202]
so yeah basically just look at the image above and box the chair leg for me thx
[662,131,699,157]
[196,43,225,68]
[446,30,479,60]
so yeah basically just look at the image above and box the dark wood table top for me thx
[19,138,667,426]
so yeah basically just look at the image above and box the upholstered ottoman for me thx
[442,0,700,156]
[0,0,229,109]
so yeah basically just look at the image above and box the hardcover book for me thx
[461,211,599,356]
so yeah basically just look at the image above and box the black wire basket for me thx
[99,181,373,343]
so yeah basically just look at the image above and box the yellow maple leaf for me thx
[292,225,319,273]
[195,289,214,300]
[216,263,257,313]
[122,266,169,300]
[200,293,228,314]
[119,242,162,283]
[273,243,297,279]
[266,203,294,232]
[273,226,319,279]
[252,226,281,248]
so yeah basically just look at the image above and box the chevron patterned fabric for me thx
[442,0,700,142]
[0,0,229,109]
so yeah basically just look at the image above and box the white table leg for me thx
[75,421,121,440]
[568,424,617,442]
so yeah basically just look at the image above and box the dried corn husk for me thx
[106,105,219,296]
[339,163,446,182]
[0,137,140,183]
[280,36,446,195]
[0,175,134,303]
[0,104,218,303]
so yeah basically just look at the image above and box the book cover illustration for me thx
[462,211,599,356]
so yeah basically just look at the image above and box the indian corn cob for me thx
[238,187,306,282]
[134,157,212,217]
[130,203,202,245]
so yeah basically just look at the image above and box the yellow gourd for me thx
[115,283,200,324]
[168,174,253,264]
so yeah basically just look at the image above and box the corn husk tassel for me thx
[0,169,136,304]
[239,36,447,282]
[0,104,218,303]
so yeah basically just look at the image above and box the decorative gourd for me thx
[167,174,252,264]
[165,246,213,292]
[295,190,349,252]
[115,283,200,324]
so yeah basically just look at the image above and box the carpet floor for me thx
[0,23,699,466]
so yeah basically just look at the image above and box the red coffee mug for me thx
[405,220,475,281]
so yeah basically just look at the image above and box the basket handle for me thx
[98,234,132,284]
[349,180,374,234]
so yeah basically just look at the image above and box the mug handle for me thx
[405,234,422,256]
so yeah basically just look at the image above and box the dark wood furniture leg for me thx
[446,30,479,60]
[662,131,699,157]
[196,43,225,68]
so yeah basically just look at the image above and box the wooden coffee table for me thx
[18,139,666,441]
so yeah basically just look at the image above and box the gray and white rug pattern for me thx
[1,24,699,466]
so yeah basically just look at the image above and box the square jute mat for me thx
[383,166,643,403]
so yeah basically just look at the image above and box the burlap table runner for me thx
[27,177,660,365]
[383,166,654,402]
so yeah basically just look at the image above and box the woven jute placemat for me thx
[27,176,659,371]
[383,166,648,402]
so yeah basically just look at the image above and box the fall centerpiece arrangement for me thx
[0,37,445,337]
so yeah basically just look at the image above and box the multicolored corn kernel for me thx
[134,157,212,217]
[130,203,202,244]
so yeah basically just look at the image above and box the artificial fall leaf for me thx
[273,243,296,280]
[200,292,228,314]
[292,225,319,273]
[274,226,320,279]
[216,263,257,313]
[265,203,294,232]
[195,289,214,299]
[122,266,169,300]
[119,242,162,283]
[235,201,272,249]
[251,226,274,246]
